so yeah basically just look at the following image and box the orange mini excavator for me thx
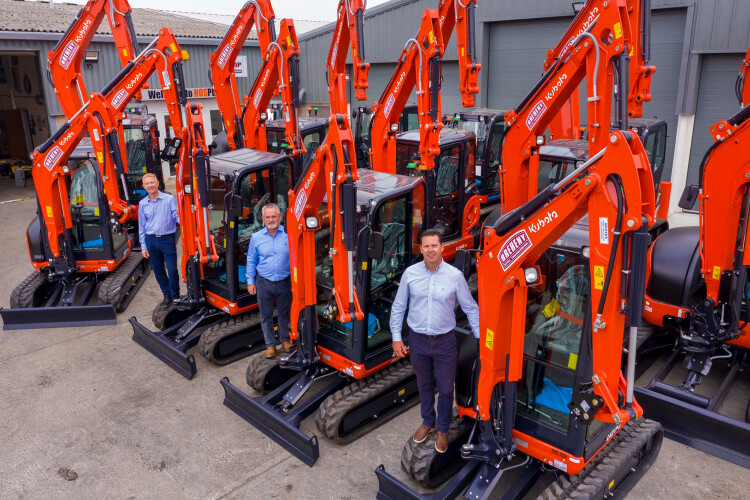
[3,29,194,330]
[377,128,663,500]
[129,6,327,380]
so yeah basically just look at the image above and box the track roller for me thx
[315,360,420,444]
[98,252,150,312]
[9,272,52,308]
[197,312,265,365]
[537,418,663,500]
[246,351,298,394]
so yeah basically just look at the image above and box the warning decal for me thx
[594,266,605,290]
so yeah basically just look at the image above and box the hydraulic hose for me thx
[594,175,624,329]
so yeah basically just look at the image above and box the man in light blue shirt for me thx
[390,229,479,453]
[246,203,292,358]
[139,173,180,305]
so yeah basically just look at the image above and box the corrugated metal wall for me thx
[477,0,689,22]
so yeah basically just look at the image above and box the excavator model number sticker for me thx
[599,217,609,245]
[712,266,721,280]
[498,229,532,271]
[594,266,605,290]
[486,328,494,350]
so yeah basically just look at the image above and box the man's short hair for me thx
[142,172,159,183]
[262,203,282,216]
[419,228,443,244]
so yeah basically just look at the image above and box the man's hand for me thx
[142,249,149,259]
[392,341,408,358]
[247,284,257,295]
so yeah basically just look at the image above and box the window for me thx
[302,130,322,167]
[436,145,461,196]
[517,251,588,433]
[266,129,285,154]
[210,109,224,139]
[537,160,573,193]
[395,142,419,175]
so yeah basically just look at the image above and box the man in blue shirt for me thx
[390,229,479,454]
[246,203,292,358]
[139,173,180,306]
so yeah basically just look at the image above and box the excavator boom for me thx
[328,0,370,113]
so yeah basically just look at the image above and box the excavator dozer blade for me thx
[1,304,116,330]
[375,461,482,500]
[221,374,347,467]
[634,386,750,468]
[130,316,199,379]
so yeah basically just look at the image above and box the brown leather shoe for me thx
[412,424,436,444]
[265,346,277,358]
[281,341,293,353]
[435,431,449,453]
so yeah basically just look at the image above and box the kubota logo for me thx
[526,100,547,130]
[545,74,567,102]
[217,45,232,69]
[125,72,143,90]
[111,89,128,108]
[498,229,532,271]
[59,41,79,70]
[74,19,92,43]
[44,146,64,171]
[529,210,558,234]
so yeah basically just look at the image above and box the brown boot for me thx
[281,341,293,353]
[265,346,277,358]
[412,424,436,444]
[435,431,448,453]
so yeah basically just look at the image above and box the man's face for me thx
[143,176,159,195]
[420,235,443,266]
[263,207,281,230]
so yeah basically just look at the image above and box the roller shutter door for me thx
[687,54,744,186]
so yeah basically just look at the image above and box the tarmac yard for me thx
[1,182,750,499]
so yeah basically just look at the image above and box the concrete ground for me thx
[1,181,749,499]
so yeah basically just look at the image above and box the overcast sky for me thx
[52,0,393,22]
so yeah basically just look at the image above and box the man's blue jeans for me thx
[408,330,457,433]
[255,274,292,347]
[145,233,180,299]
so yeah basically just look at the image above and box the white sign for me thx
[235,55,248,78]
[139,87,216,101]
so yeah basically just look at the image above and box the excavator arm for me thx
[737,47,750,107]
[210,0,277,150]
[438,0,481,108]
[474,129,655,464]
[48,0,141,117]
[368,9,445,172]
[241,19,304,158]
[501,0,634,212]
[328,0,370,114]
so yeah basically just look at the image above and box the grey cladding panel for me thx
[687,54,743,186]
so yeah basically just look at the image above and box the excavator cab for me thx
[202,149,294,307]
[265,117,328,177]
[122,105,164,198]
[392,128,478,259]
[352,104,420,169]
[447,109,509,205]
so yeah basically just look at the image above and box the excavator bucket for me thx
[1,304,117,330]
[220,374,348,467]
[130,308,225,380]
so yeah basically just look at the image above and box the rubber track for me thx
[315,359,417,444]
[401,416,464,487]
[151,302,173,330]
[9,272,48,308]
[197,312,262,365]
[98,252,145,311]
[246,351,294,395]
[537,418,662,500]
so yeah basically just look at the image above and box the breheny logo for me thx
[252,88,263,108]
[111,89,128,109]
[383,94,396,120]
[217,45,232,69]
[526,100,547,130]
[59,41,79,70]
[498,229,532,271]
[44,146,64,171]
